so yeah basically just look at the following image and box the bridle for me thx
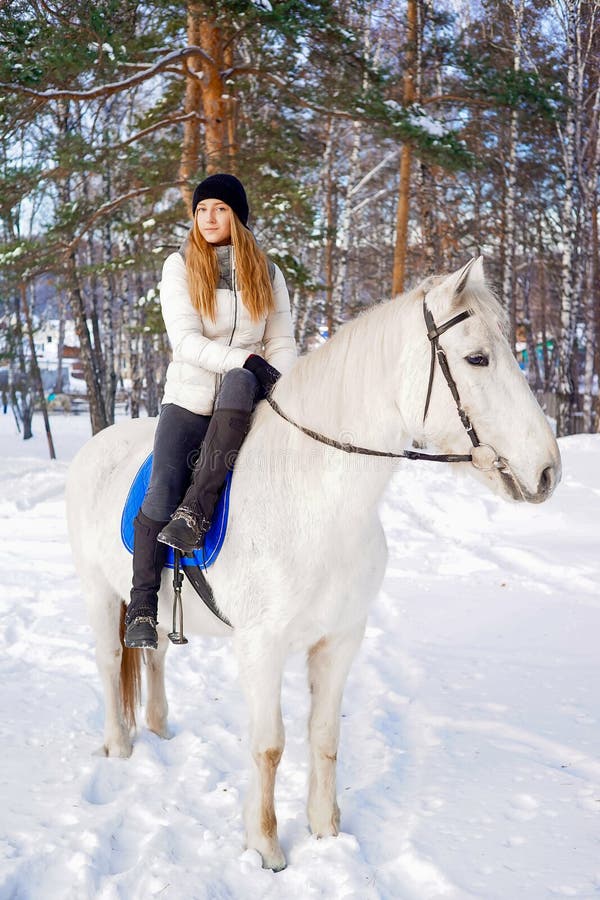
[421,301,502,470]
[266,297,505,472]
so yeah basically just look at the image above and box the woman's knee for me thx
[217,367,259,411]
[142,479,183,521]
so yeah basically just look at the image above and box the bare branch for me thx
[224,67,367,121]
[421,93,491,108]
[32,112,202,184]
[0,47,214,102]
[64,180,187,254]
[349,148,400,198]
[117,111,205,148]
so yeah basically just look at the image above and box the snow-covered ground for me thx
[1,410,599,900]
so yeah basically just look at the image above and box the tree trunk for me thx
[392,0,418,296]
[500,0,525,348]
[521,260,543,392]
[418,162,439,273]
[64,251,110,435]
[179,4,237,209]
[199,15,233,172]
[393,144,412,297]
[579,19,600,431]
[11,292,34,440]
[555,0,581,436]
[130,329,142,419]
[321,116,337,339]
[536,220,552,392]
[582,204,598,431]
[101,151,117,425]
[54,293,66,394]
[124,263,141,419]
[331,120,362,325]
[55,99,109,433]
[143,334,160,416]
[20,282,56,459]
[179,1,205,211]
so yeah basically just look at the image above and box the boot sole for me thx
[157,531,200,556]
[125,617,158,650]
[124,638,158,650]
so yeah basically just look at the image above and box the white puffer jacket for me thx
[160,249,297,415]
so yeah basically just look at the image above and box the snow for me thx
[1,411,599,899]
[407,108,449,139]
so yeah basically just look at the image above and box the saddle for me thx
[121,453,233,629]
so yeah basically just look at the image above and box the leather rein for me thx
[266,298,503,472]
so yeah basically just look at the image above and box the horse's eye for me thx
[466,353,489,367]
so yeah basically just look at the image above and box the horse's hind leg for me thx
[307,621,366,837]
[235,632,286,872]
[84,577,135,757]
[145,627,170,739]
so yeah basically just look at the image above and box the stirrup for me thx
[168,550,188,645]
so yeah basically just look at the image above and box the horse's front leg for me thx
[235,631,286,872]
[307,621,366,837]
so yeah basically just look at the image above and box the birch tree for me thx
[552,0,599,435]
[500,0,526,345]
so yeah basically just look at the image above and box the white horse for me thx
[66,258,561,871]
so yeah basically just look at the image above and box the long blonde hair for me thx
[186,210,275,323]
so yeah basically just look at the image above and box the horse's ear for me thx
[452,256,485,297]
[425,257,485,317]
[455,257,476,294]
[433,256,484,307]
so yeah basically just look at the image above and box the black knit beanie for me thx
[192,173,249,226]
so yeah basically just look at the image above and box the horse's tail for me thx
[119,601,141,728]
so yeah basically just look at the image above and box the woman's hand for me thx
[243,354,281,396]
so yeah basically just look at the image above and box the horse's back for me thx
[66,417,157,575]
[70,416,156,471]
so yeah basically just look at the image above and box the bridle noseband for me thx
[266,297,503,471]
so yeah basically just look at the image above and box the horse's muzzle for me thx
[499,457,561,504]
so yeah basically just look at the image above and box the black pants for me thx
[141,368,260,522]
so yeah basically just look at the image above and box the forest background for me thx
[0,0,598,446]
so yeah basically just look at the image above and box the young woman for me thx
[125,173,297,649]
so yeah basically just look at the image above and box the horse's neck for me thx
[244,299,416,519]
[245,403,394,528]
[274,299,414,447]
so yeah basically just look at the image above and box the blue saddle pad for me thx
[120,453,232,570]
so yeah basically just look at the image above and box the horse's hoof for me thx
[96,737,133,758]
[262,851,287,872]
[313,826,339,839]
[147,723,172,740]
[308,807,341,838]
[247,838,286,872]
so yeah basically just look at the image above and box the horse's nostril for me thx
[538,466,554,496]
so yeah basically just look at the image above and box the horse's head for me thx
[406,257,561,503]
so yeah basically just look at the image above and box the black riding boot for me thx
[125,510,169,649]
[158,407,252,555]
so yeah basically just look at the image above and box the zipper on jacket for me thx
[227,244,238,348]
[213,245,238,410]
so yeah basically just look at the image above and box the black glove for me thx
[243,354,281,397]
